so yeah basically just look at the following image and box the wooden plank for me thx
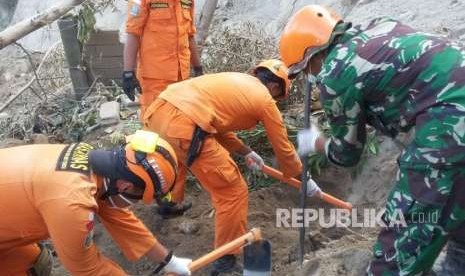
[86,31,121,45]
[88,67,122,80]
[83,30,124,86]
[84,44,124,57]
[88,56,124,69]
[58,17,89,99]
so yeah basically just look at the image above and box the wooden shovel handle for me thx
[165,228,262,275]
[262,165,353,210]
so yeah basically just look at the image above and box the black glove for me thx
[192,66,204,77]
[122,71,140,101]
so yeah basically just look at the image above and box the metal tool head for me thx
[243,240,272,276]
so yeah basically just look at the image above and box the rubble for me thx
[99,101,120,126]
[31,133,48,144]
[178,220,201,235]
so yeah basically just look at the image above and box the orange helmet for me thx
[279,5,342,77]
[124,130,178,204]
[254,59,291,99]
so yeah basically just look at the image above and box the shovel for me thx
[262,165,353,210]
[164,228,271,275]
[243,240,272,276]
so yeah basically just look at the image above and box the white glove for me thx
[297,127,321,156]
[306,178,322,197]
[164,255,192,276]
[245,151,264,171]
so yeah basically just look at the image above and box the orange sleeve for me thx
[39,199,126,276]
[126,0,149,36]
[261,100,302,178]
[214,131,249,154]
[97,200,158,261]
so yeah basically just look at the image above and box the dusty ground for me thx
[0,40,395,276]
[6,0,459,274]
[46,158,388,276]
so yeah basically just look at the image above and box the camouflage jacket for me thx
[318,17,465,167]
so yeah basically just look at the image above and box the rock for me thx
[104,127,114,134]
[99,101,120,126]
[339,248,372,276]
[31,133,49,144]
[0,112,9,121]
[178,220,200,235]
[118,94,140,107]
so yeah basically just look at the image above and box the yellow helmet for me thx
[125,130,178,204]
[279,5,342,77]
[254,59,291,99]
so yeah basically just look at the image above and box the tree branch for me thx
[0,0,85,49]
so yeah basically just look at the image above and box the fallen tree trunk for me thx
[0,0,84,50]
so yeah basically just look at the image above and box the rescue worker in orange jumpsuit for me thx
[123,0,203,117]
[143,59,303,273]
[0,130,192,276]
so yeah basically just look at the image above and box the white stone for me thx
[99,101,120,126]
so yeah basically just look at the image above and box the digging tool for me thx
[243,240,272,276]
[163,228,268,275]
[262,165,353,210]
[298,77,313,267]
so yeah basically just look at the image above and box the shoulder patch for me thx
[130,4,140,16]
[83,212,95,249]
[56,143,94,176]
[150,1,169,8]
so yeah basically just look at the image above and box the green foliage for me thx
[76,4,96,43]
[76,0,116,44]
[307,153,329,176]
[350,129,380,177]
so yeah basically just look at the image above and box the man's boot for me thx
[156,200,192,219]
[433,239,465,275]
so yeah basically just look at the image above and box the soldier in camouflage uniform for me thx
[280,5,465,276]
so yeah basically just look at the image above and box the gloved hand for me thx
[245,151,264,172]
[306,178,322,197]
[164,255,192,275]
[192,66,204,77]
[122,70,140,101]
[297,127,321,157]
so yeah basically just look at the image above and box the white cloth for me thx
[306,178,322,197]
[164,255,192,275]
[297,127,321,156]
[245,151,264,171]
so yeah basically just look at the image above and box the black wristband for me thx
[123,71,135,78]
[152,250,173,274]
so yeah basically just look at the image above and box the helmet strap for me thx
[134,151,166,205]
[99,177,120,200]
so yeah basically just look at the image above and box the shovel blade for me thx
[243,240,271,276]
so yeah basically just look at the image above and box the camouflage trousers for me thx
[367,163,465,275]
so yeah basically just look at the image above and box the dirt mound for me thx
[49,159,386,275]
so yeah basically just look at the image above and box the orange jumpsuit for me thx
[0,144,159,276]
[144,72,302,251]
[126,0,196,115]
